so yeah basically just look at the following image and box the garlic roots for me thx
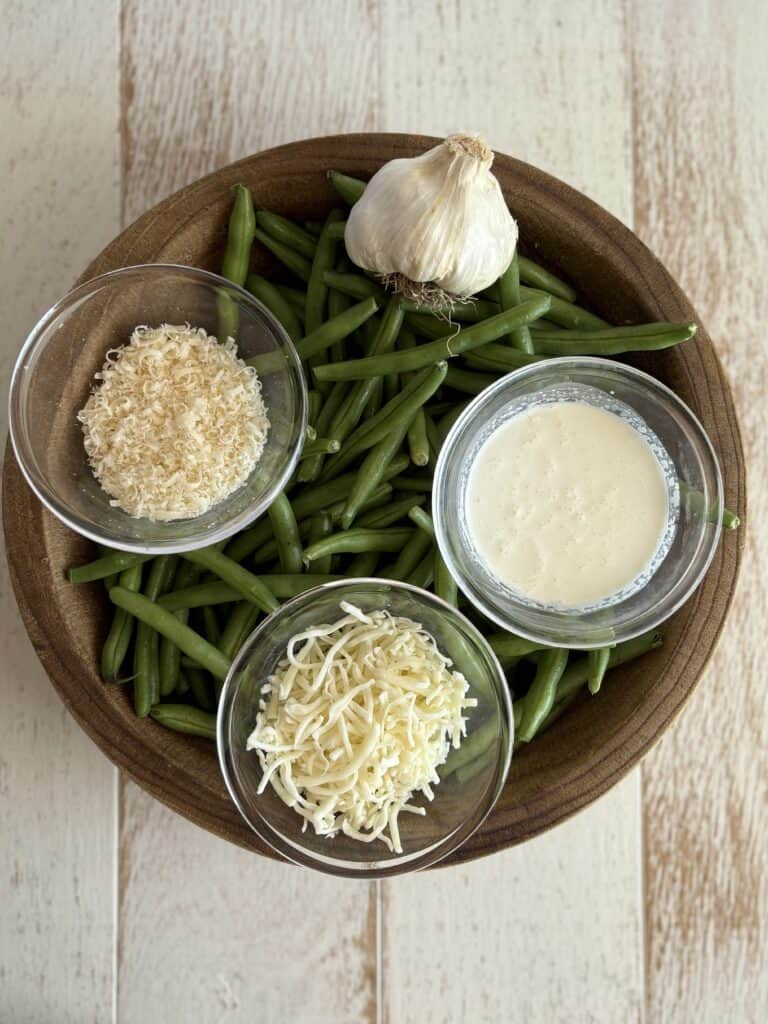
[344,134,518,304]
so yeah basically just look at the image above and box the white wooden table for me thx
[2,2,765,1021]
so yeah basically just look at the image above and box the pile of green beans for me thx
[68,176,739,747]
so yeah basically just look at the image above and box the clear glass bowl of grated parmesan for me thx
[217,579,513,877]
[9,264,306,553]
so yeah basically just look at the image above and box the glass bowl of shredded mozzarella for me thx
[9,264,306,553]
[217,579,513,877]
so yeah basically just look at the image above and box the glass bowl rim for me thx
[8,262,308,555]
[216,577,514,877]
[433,355,724,650]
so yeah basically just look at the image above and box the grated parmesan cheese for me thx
[246,602,477,854]
[78,324,269,521]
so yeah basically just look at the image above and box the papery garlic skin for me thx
[344,134,518,298]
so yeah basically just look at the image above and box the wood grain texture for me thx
[115,5,381,1020]
[632,2,768,1020]
[3,133,744,869]
[0,1,120,1021]
[118,779,376,1024]
[120,0,379,224]
[377,7,643,1020]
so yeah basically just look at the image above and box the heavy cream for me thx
[466,401,670,607]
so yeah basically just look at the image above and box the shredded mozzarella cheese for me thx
[246,602,477,853]
[78,324,269,521]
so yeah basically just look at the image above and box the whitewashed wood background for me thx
[1,1,765,1021]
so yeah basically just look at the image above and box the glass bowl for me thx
[217,579,513,877]
[8,264,307,553]
[433,357,723,649]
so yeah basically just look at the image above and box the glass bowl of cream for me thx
[433,357,724,649]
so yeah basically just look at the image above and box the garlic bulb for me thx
[344,133,517,301]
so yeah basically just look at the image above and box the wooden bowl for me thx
[2,133,746,865]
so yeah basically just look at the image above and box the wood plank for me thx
[120,0,380,223]
[377,4,643,1022]
[117,3,379,1020]
[0,1,120,1021]
[632,2,768,1019]
[118,780,376,1024]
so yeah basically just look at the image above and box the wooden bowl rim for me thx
[2,132,746,867]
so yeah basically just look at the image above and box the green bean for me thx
[405,312,453,340]
[532,322,696,356]
[408,506,435,538]
[109,586,230,681]
[327,298,405,444]
[303,528,414,564]
[488,632,546,659]
[325,220,347,240]
[679,482,741,530]
[299,437,340,458]
[69,551,152,584]
[357,494,426,529]
[519,285,606,330]
[434,551,458,606]
[307,390,322,427]
[403,299,499,323]
[498,253,534,352]
[436,402,470,443]
[314,296,551,381]
[328,259,352,362]
[407,551,435,590]
[382,529,433,581]
[324,363,447,478]
[340,419,413,529]
[201,606,221,646]
[527,631,664,739]
[346,551,379,576]
[463,346,546,373]
[407,409,430,467]
[218,184,256,342]
[518,255,577,302]
[159,560,200,697]
[307,512,334,574]
[183,547,279,614]
[255,211,317,259]
[101,561,143,682]
[219,601,261,661]
[443,366,496,395]
[296,296,379,361]
[587,647,611,695]
[327,483,393,523]
[306,214,344,330]
[389,474,432,493]
[304,220,324,237]
[267,492,304,574]
[150,704,217,740]
[246,273,302,343]
[328,170,366,205]
[423,412,442,463]
[254,227,312,282]
[174,671,191,697]
[226,456,409,563]
[323,270,385,303]
[384,373,399,402]
[276,283,307,315]
[361,377,383,418]
[160,580,240,610]
[187,667,214,711]
[517,648,569,742]
[298,380,350,482]
[133,556,178,717]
